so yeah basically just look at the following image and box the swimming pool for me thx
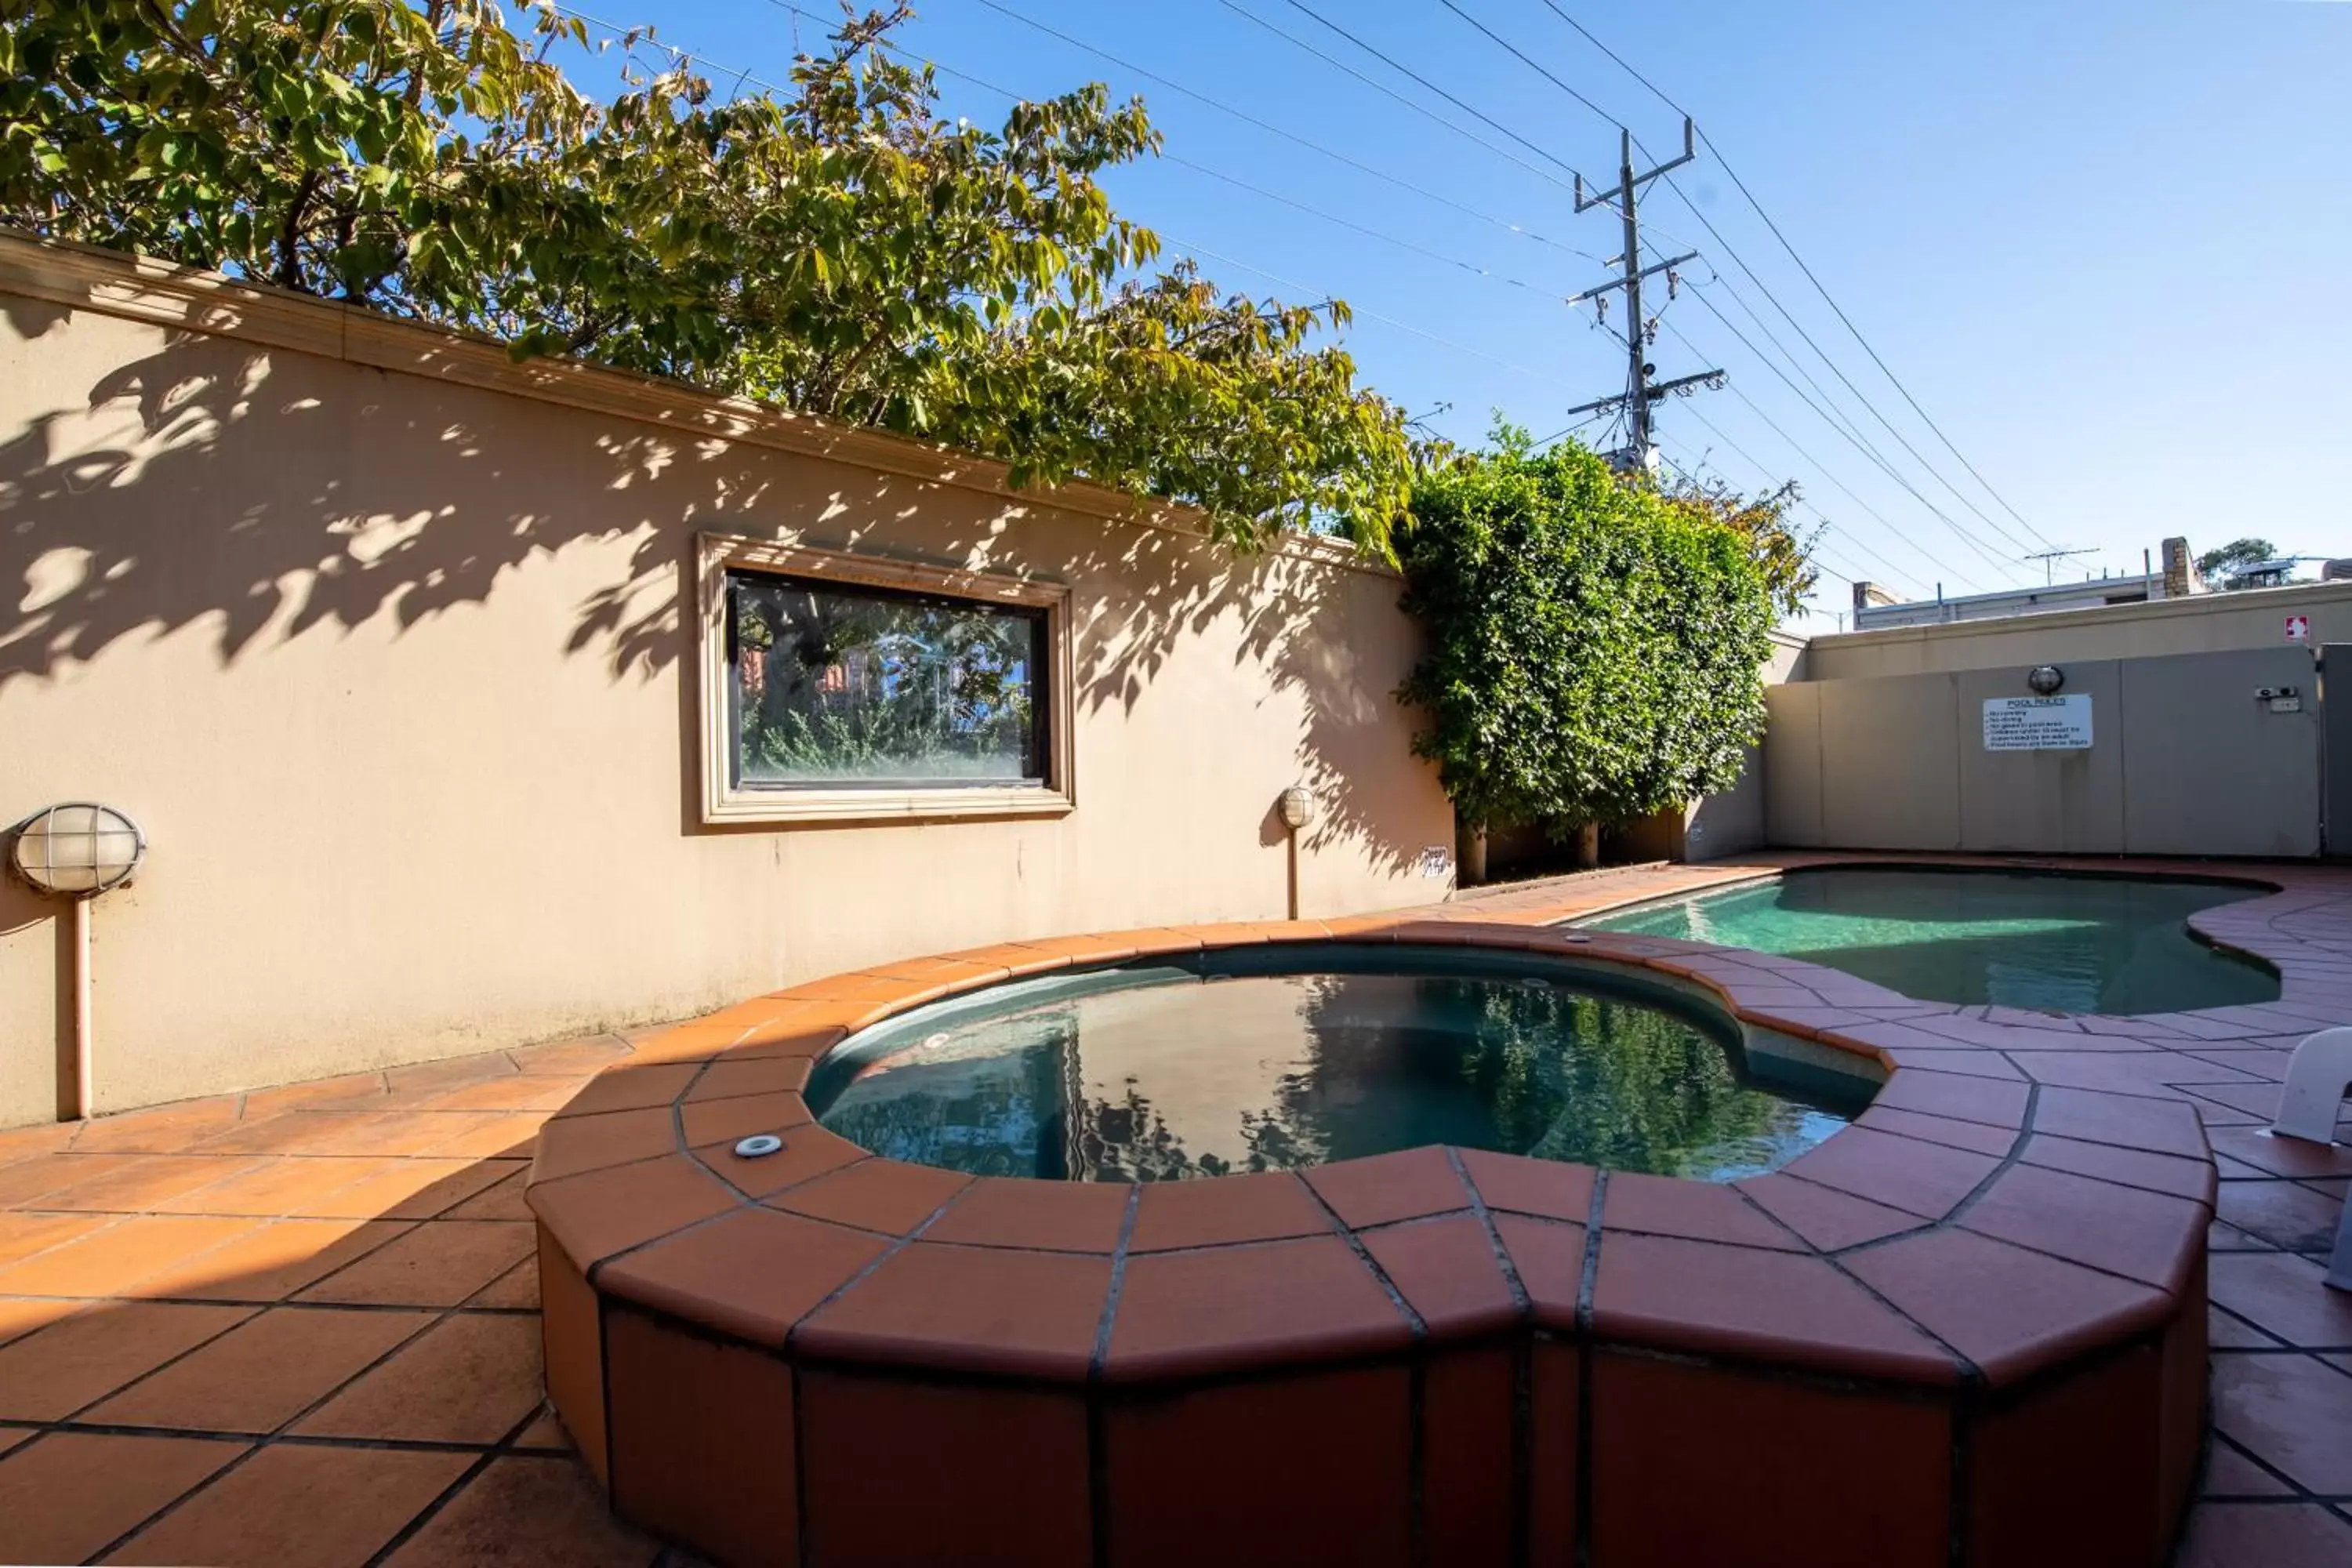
[1582,866,2279,1014]
[808,944,1870,1182]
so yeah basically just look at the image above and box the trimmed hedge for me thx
[1399,434,1774,837]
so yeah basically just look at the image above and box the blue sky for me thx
[568,1,2352,626]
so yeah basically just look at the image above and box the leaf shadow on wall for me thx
[0,299,1438,880]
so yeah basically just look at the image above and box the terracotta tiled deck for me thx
[1,853,2348,1565]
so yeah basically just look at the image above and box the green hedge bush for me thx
[1399,430,1776,837]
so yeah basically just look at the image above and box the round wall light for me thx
[11,802,145,897]
[1276,787,1317,923]
[2027,665,2066,695]
[9,803,145,1124]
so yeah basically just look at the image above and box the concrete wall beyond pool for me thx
[1768,630,2323,858]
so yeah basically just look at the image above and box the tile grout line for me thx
[360,1403,554,1568]
[1571,1171,1606,1568]
[1446,1148,1534,1568]
[1085,1184,1142,1568]
[0,1291,537,1316]
[2203,1410,2336,1506]
[16,1160,549,1557]
[8,1419,535,1455]
[1296,1180,1428,1338]
[76,1291,474,1564]
[1293,1177,1429,1568]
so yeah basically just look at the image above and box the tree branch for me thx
[276,169,321,290]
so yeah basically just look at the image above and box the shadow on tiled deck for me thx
[0,1036,695,1567]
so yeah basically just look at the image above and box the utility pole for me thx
[1562,118,1724,472]
[2022,546,2096,586]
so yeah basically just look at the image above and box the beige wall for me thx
[1804,578,2352,681]
[0,241,1453,1125]
[1679,633,1803,862]
[1766,648,2320,858]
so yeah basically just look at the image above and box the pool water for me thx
[1584,868,2279,1015]
[809,950,1866,1184]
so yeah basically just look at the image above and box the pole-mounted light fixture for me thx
[9,803,145,1121]
[1277,787,1316,921]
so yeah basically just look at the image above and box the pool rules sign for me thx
[1984,695,2093,750]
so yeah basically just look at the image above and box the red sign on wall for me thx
[2286,615,2310,644]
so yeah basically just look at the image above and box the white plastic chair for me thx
[2267,1026,2352,1290]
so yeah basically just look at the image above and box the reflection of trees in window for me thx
[728,572,1044,785]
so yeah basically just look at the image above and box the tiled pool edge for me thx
[527,913,2218,1568]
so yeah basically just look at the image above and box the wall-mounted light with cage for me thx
[9,802,147,1121]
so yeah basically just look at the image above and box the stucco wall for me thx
[0,241,1454,1125]
[1763,648,2320,858]
[1680,631,1806,862]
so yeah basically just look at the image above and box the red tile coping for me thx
[529,907,2226,1567]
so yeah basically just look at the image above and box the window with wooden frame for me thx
[696,535,1075,824]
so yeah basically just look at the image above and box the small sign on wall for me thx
[1420,846,1454,879]
[2286,614,2310,644]
[1984,695,2093,751]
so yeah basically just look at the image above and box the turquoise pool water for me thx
[809,946,1869,1183]
[1583,868,2279,1015]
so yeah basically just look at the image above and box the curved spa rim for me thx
[526,917,2212,1568]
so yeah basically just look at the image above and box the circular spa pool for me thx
[808,946,1868,1183]
[1583,866,2280,1014]
[530,919,2214,1568]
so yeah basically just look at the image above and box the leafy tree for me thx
[1655,471,1820,619]
[1397,426,1775,837]
[2198,537,2281,589]
[0,0,1410,553]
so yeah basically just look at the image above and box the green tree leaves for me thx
[0,0,1410,550]
[1397,430,1776,835]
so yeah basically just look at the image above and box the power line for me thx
[1815,525,1923,597]
[1158,155,1558,294]
[1534,0,1686,121]
[1428,0,2026,576]
[1700,263,1881,456]
[767,2,1566,299]
[969,0,1598,261]
[553,3,795,93]
[1163,234,1574,387]
[1534,407,1613,446]
[1650,439,1877,600]
[1668,294,2029,583]
[1673,352,1989,593]
[590,3,1577,393]
[1536,0,2057,551]
[759,3,1572,301]
[1267,0,1609,195]
[1682,276,1956,533]
[1661,176,2043,561]
[1213,1,1577,194]
[1693,137,2056,549]
[1432,0,1624,132]
[1663,418,1925,597]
